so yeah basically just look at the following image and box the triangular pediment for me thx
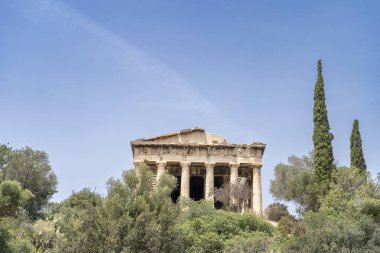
[132,127,227,145]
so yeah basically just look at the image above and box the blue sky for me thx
[1,0,379,209]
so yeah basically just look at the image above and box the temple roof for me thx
[131,127,265,146]
[131,127,223,145]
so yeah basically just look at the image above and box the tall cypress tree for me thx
[313,60,334,183]
[350,119,367,173]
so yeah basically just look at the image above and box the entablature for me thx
[131,143,265,159]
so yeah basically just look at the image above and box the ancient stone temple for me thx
[130,128,266,217]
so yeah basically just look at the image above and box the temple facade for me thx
[130,128,266,217]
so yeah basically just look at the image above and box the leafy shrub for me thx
[265,202,289,221]
[179,199,216,221]
[0,217,36,253]
[0,180,33,217]
[278,215,295,235]
[224,233,271,253]
[284,211,380,253]
[178,210,274,253]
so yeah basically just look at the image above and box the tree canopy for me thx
[350,119,367,173]
[313,60,335,184]
[270,153,324,214]
[2,146,57,219]
[0,180,33,217]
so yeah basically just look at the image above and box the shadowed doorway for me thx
[190,176,204,201]
[171,176,181,203]
[214,176,224,209]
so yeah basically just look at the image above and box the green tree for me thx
[320,166,380,221]
[265,203,290,222]
[4,147,57,219]
[53,164,185,253]
[350,119,367,173]
[277,215,295,235]
[0,221,12,252]
[31,219,61,252]
[105,164,184,253]
[283,167,380,252]
[284,211,380,253]
[0,180,33,217]
[270,153,325,214]
[177,211,274,253]
[178,199,216,221]
[60,187,103,211]
[0,217,37,253]
[313,60,335,184]
[55,194,112,253]
[223,233,271,253]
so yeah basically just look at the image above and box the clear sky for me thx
[1,0,379,209]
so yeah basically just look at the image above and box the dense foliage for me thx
[1,145,57,219]
[284,211,380,253]
[270,153,325,214]
[313,60,335,184]
[1,147,379,253]
[0,180,33,217]
[350,119,367,173]
[265,203,290,222]
[178,211,274,253]
[0,162,282,252]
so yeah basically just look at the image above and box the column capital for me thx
[180,161,191,167]
[229,163,240,168]
[250,163,262,169]
[156,161,167,167]
[204,162,216,168]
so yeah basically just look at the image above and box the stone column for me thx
[252,165,263,217]
[229,163,239,205]
[230,163,239,185]
[205,162,215,201]
[156,161,166,185]
[180,161,190,198]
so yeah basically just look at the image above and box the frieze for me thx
[133,144,263,158]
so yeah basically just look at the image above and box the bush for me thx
[278,215,295,235]
[224,233,271,253]
[177,210,274,253]
[0,217,36,253]
[283,212,380,253]
[0,180,33,217]
[179,199,216,221]
[265,203,289,222]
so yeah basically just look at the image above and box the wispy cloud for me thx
[5,0,220,115]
